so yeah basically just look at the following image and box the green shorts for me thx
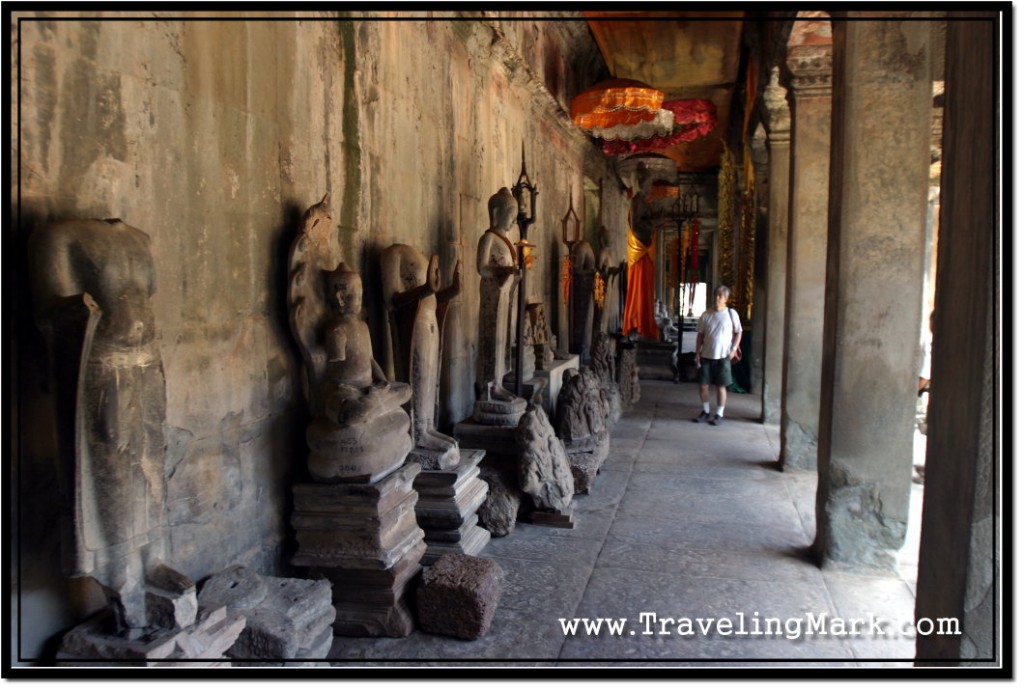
[699,357,733,387]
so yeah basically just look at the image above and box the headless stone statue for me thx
[28,218,170,637]
[287,196,413,483]
[595,226,622,336]
[570,239,596,364]
[381,244,462,470]
[473,188,527,425]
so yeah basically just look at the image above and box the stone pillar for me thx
[915,15,996,664]
[760,66,792,426]
[779,22,832,470]
[812,17,934,571]
[748,123,768,398]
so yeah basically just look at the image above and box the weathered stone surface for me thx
[555,367,607,441]
[198,565,335,661]
[416,554,504,640]
[565,429,611,495]
[515,405,574,514]
[144,564,198,632]
[476,465,521,537]
[617,345,641,408]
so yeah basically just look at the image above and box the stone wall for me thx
[13,12,622,661]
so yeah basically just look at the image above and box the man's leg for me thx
[716,385,728,416]
[694,382,711,422]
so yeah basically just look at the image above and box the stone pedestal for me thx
[198,565,335,664]
[57,606,245,667]
[534,355,579,416]
[453,419,520,467]
[291,463,426,637]
[413,449,491,565]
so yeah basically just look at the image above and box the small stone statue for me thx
[288,196,413,483]
[473,188,527,425]
[381,243,462,470]
[570,238,596,364]
[595,226,622,336]
[526,302,554,369]
[28,218,170,637]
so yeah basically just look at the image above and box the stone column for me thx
[748,122,768,398]
[779,23,832,470]
[812,17,934,572]
[915,15,996,664]
[760,66,792,425]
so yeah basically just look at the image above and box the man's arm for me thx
[730,309,742,359]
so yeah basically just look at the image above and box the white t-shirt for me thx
[697,307,742,359]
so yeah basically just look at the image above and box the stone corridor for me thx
[328,380,924,667]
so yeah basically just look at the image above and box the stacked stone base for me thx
[291,463,426,637]
[565,429,611,494]
[57,606,244,667]
[413,449,491,564]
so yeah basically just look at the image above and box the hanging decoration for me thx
[600,99,719,157]
[571,78,668,138]
[615,153,678,192]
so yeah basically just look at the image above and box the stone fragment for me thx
[515,405,574,514]
[198,565,336,662]
[475,465,521,537]
[416,554,503,640]
[144,563,199,631]
[618,345,642,408]
[57,605,244,666]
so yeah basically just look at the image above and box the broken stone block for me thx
[57,605,244,666]
[476,464,520,537]
[198,564,335,662]
[145,563,199,631]
[415,554,503,640]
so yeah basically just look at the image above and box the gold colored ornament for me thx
[594,270,606,309]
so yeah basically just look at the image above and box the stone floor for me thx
[326,379,925,670]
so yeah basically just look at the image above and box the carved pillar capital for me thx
[786,42,833,97]
[761,65,791,142]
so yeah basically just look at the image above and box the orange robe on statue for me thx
[622,224,659,340]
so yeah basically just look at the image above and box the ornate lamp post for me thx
[511,143,538,397]
[673,180,700,382]
[560,189,581,355]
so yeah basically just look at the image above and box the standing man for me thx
[693,285,742,426]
